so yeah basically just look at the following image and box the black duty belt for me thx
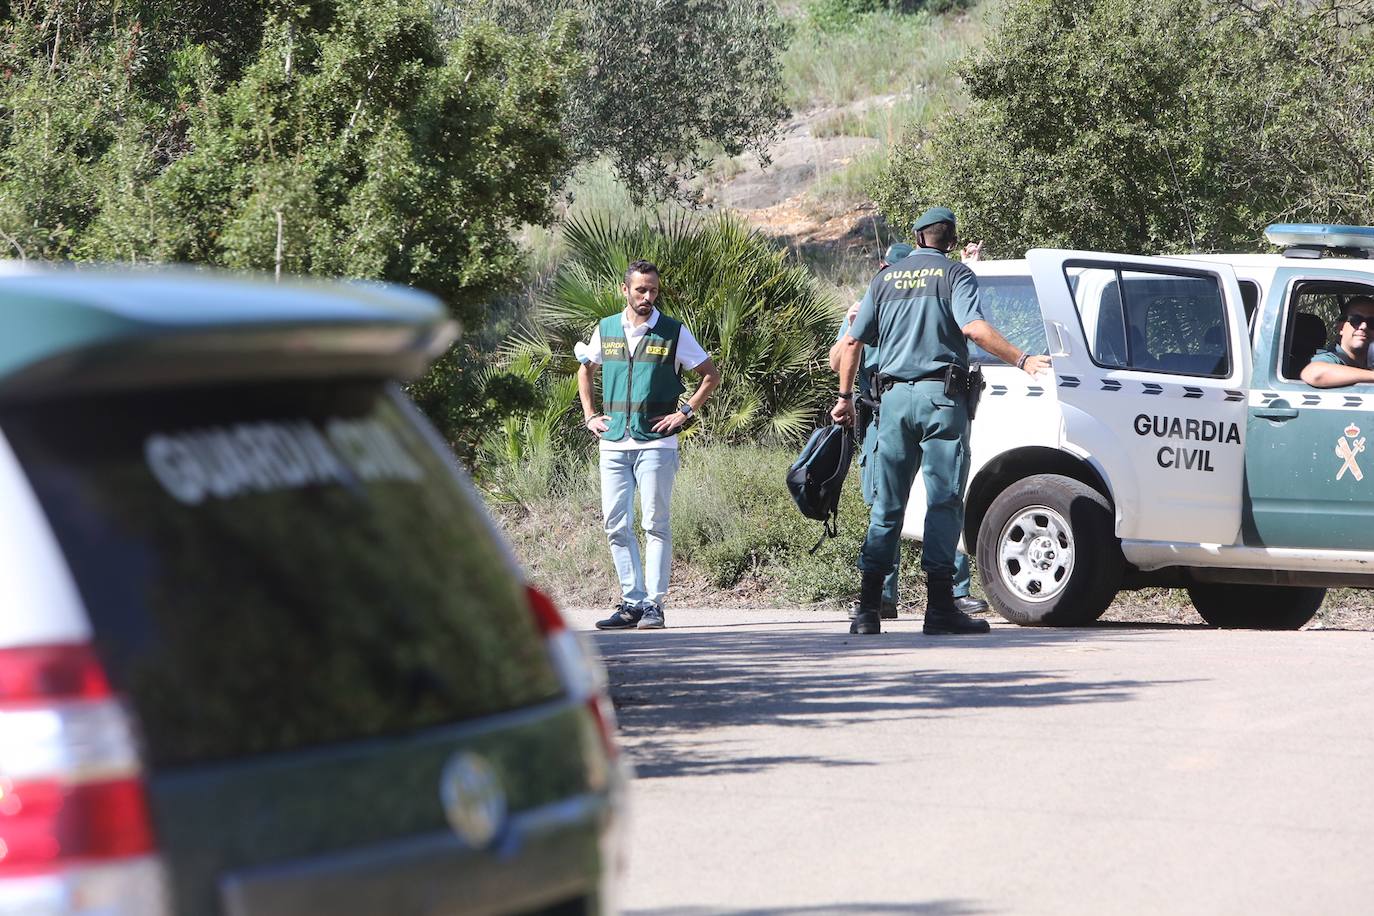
[880,369,947,390]
[878,366,984,418]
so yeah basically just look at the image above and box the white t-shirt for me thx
[574,308,710,451]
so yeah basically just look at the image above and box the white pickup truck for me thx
[903,224,1374,629]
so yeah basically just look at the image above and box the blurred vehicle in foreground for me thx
[0,266,625,915]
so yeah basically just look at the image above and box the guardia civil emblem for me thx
[1336,424,1366,481]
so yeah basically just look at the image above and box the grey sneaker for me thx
[596,603,643,630]
[637,604,665,629]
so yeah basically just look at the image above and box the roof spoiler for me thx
[0,268,459,399]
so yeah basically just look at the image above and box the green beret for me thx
[883,243,914,263]
[913,206,957,233]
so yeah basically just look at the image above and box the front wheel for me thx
[976,474,1123,626]
[1187,583,1325,629]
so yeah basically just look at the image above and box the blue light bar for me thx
[1265,223,1374,251]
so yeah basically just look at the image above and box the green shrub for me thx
[873,0,1374,256]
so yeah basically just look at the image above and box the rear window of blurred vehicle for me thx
[2,381,562,769]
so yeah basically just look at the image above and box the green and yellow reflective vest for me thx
[599,313,686,442]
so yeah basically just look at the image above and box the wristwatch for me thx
[837,392,854,400]
[679,403,694,418]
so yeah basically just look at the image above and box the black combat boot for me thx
[850,570,886,635]
[953,594,990,615]
[849,599,898,620]
[923,576,991,635]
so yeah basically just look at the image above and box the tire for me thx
[1187,583,1325,630]
[976,474,1123,626]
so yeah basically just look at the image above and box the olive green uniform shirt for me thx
[848,247,984,379]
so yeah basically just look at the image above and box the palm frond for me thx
[498,326,556,366]
[768,406,815,444]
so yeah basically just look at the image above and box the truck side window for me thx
[1279,280,1374,379]
[1069,266,1230,377]
[969,275,1049,365]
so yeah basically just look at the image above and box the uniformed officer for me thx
[829,242,990,622]
[1301,296,1374,386]
[833,207,1050,635]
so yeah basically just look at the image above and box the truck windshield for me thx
[1,381,562,768]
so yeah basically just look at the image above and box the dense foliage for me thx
[804,0,976,32]
[873,0,1374,256]
[0,1,576,323]
[0,1,580,461]
[434,0,791,205]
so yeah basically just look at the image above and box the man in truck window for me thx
[832,207,1049,636]
[576,260,721,630]
[829,242,989,623]
[1301,297,1374,387]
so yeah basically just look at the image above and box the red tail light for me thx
[0,779,156,874]
[0,642,168,911]
[525,584,567,637]
[0,643,111,705]
[525,586,620,762]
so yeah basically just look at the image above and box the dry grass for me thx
[1305,590,1374,631]
[1099,588,1203,626]
[781,7,988,111]
[1101,587,1374,630]
[491,491,619,610]
[774,4,992,229]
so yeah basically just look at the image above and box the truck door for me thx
[1026,250,1250,545]
[1243,267,1374,548]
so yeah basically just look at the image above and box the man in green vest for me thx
[833,207,1050,636]
[576,259,721,630]
[829,241,990,622]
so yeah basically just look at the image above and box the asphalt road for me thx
[567,607,1374,916]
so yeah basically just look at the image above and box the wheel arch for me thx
[965,447,1112,559]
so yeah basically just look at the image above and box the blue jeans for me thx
[600,448,679,607]
[860,411,975,599]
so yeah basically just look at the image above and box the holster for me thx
[854,367,880,443]
[855,398,876,442]
[941,363,969,399]
[966,364,984,420]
